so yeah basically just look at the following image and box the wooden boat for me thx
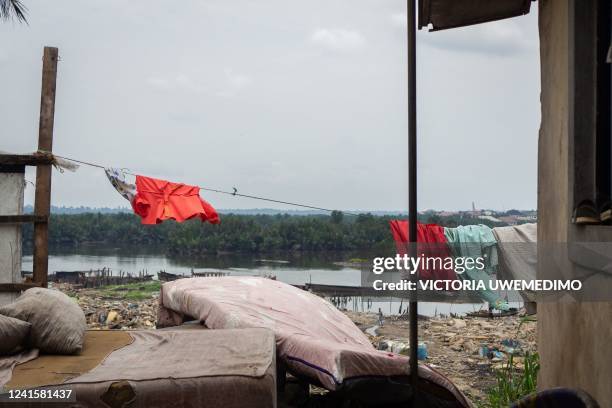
[158,270,181,282]
[466,308,518,318]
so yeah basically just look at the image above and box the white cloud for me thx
[146,73,206,93]
[147,69,251,98]
[0,0,539,211]
[216,69,252,98]
[390,13,407,29]
[146,77,170,90]
[309,28,365,52]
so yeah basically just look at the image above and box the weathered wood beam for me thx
[33,46,58,289]
[0,215,48,224]
[0,282,42,292]
[0,154,54,166]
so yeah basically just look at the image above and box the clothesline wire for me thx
[52,153,362,217]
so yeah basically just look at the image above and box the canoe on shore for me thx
[466,308,518,318]
[157,271,181,282]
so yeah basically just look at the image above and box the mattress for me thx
[1,328,277,408]
[159,276,471,407]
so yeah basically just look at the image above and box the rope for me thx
[52,153,361,216]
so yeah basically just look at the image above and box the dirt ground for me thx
[346,310,537,404]
[58,283,537,406]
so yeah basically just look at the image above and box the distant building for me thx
[516,215,537,222]
[478,215,502,223]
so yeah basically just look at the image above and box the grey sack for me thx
[0,288,86,354]
[0,314,31,355]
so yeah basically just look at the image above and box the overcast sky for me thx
[0,0,540,212]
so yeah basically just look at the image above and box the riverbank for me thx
[57,282,537,405]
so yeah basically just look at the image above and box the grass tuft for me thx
[99,281,162,300]
[480,352,539,408]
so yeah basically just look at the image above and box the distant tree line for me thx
[21,211,510,255]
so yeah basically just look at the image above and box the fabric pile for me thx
[445,225,508,311]
[389,221,538,311]
[389,221,456,281]
[492,223,537,302]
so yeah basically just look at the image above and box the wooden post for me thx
[33,46,58,288]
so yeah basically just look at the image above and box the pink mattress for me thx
[159,277,470,406]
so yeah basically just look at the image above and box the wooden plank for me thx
[0,154,54,166]
[304,283,380,297]
[33,46,58,289]
[0,215,48,224]
[0,164,25,174]
[0,282,42,293]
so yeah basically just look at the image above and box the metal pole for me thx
[407,0,419,403]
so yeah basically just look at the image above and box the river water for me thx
[21,246,522,316]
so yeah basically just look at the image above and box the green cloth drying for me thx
[444,225,509,311]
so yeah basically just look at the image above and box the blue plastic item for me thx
[417,342,428,360]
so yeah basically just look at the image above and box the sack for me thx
[0,314,31,354]
[0,288,86,354]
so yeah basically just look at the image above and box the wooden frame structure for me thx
[0,47,58,293]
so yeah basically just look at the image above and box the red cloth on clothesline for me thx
[389,220,456,280]
[132,175,220,225]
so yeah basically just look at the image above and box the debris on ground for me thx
[345,310,537,404]
[55,282,159,330]
[55,282,537,404]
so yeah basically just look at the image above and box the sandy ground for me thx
[60,283,537,405]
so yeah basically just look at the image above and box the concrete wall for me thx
[0,171,24,305]
[537,0,612,403]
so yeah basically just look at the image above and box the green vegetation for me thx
[22,212,501,255]
[98,281,162,300]
[479,315,539,407]
[481,352,539,407]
